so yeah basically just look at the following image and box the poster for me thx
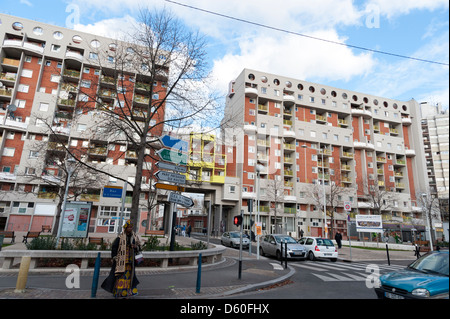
[60,202,93,238]
[356,214,383,233]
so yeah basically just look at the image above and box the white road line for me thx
[291,264,328,271]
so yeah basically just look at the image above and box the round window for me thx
[90,40,101,48]
[320,88,326,95]
[331,91,337,97]
[286,81,292,88]
[12,22,23,31]
[261,76,268,83]
[33,27,43,35]
[273,79,280,86]
[297,83,304,90]
[352,95,358,101]
[309,86,315,93]
[53,31,64,40]
[393,103,398,109]
[342,93,348,99]
[373,99,378,105]
[248,73,255,81]
[72,35,83,44]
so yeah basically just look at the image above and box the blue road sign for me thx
[103,186,123,198]
[159,135,188,152]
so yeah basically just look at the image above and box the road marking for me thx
[270,263,284,270]
[291,264,328,271]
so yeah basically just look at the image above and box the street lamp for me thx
[302,144,327,238]
[55,155,77,248]
[255,163,264,260]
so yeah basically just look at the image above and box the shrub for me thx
[26,236,57,250]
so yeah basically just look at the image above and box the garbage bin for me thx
[0,235,4,251]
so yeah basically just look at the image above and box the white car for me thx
[221,231,250,249]
[298,237,338,262]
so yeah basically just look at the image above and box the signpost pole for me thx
[118,181,127,235]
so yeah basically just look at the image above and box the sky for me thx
[1,0,449,110]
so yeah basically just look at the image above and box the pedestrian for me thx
[187,224,191,238]
[335,231,342,249]
[101,220,142,298]
[182,224,186,237]
[299,229,304,239]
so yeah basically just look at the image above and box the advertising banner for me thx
[60,202,93,238]
[356,214,383,233]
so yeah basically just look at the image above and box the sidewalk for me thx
[0,235,294,299]
[0,235,419,299]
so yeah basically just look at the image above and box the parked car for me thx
[221,231,250,249]
[374,250,449,299]
[260,234,306,260]
[298,237,338,262]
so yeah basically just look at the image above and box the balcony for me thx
[283,143,295,151]
[257,104,268,112]
[378,180,385,187]
[1,58,20,67]
[0,87,13,97]
[405,149,416,157]
[134,95,149,105]
[79,194,100,202]
[283,195,297,202]
[395,182,405,189]
[316,115,327,123]
[341,164,351,171]
[376,156,386,163]
[341,151,353,159]
[88,147,107,156]
[341,177,352,184]
[402,117,412,125]
[377,169,384,175]
[65,50,84,61]
[245,87,258,97]
[284,169,294,177]
[395,159,406,166]
[284,207,296,214]
[63,69,81,78]
[257,139,270,147]
[0,72,17,82]
[243,124,257,133]
[389,128,399,135]
[338,119,348,127]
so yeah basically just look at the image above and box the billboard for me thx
[356,214,383,233]
[60,202,93,238]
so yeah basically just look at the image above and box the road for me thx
[204,234,413,299]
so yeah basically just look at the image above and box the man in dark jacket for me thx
[335,231,342,248]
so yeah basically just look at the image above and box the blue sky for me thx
[2,0,449,109]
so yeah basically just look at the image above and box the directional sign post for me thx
[168,192,194,208]
[154,183,185,192]
[157,148,188,166]
[155,161,187,173]
[155,170,186,184]
[159,135,189,153]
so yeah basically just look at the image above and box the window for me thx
[310,131,316,138]
[229,186,236,193]
[39,103,49,112]
[50,74,60,83]
[89,52,98,60]
[51,44,61,52]
[80,80,91,88]
[2,148,15,157]
[25,167,36,175]
[77,124,87,132]
[21,69,33,78]
[17,84,29,93]
[29,150,39,159]
[334,134,339,141]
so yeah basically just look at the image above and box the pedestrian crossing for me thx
[291,261,405,282]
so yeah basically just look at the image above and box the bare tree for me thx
[416,189,441,246]
[265,177,285,234]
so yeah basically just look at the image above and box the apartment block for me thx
[420,102,449,239]
[223,69,434,240]
[0,14,242,236]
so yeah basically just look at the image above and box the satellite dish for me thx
[0,82,4,88]
[7,104,17,112]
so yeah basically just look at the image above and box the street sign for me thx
[155,170,186,184]
[168,192,194,208]
[154,183,185,192]
[103,186,123,198]
[159,135,189,153]
[157,148,188,166]
[344,201,352,211]
[155,161,187,173]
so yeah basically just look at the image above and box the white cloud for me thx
[210,29,375,95]
[73,15,138,39]
[20,0,33,6]
[366,0,449,19]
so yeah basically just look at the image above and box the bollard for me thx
[15,256,31,293]
[386,243,390,266]
[91,252,101,298]
[280,241,283,265]
[284,241,288,269]
[195,253,202,294]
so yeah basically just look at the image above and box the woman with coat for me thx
[101,220,142,298]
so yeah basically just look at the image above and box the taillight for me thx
[315,246,320,251]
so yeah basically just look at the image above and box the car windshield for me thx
[408,253,449,276]
[229,232,240,238]
[316,239,334,246]
[274,236,297,244]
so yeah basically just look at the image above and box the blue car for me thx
[375,250,449,299]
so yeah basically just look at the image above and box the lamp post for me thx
[302,144,327,238]
[256,163,264,260]
[55,155,77,248]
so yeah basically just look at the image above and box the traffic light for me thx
[233,215,243,227]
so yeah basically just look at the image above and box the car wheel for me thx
[308,251,316,261]
[276,250,282,261]
[259,247,265,256]
[330,258,337,262]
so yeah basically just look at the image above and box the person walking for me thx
[335,231,342,249]
[101,220,142,298]
[187,224,191,238]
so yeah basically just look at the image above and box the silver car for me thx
[260,234,306,260]
[221,231,250,249]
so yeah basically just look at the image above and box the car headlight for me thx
[412,288,430,298]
